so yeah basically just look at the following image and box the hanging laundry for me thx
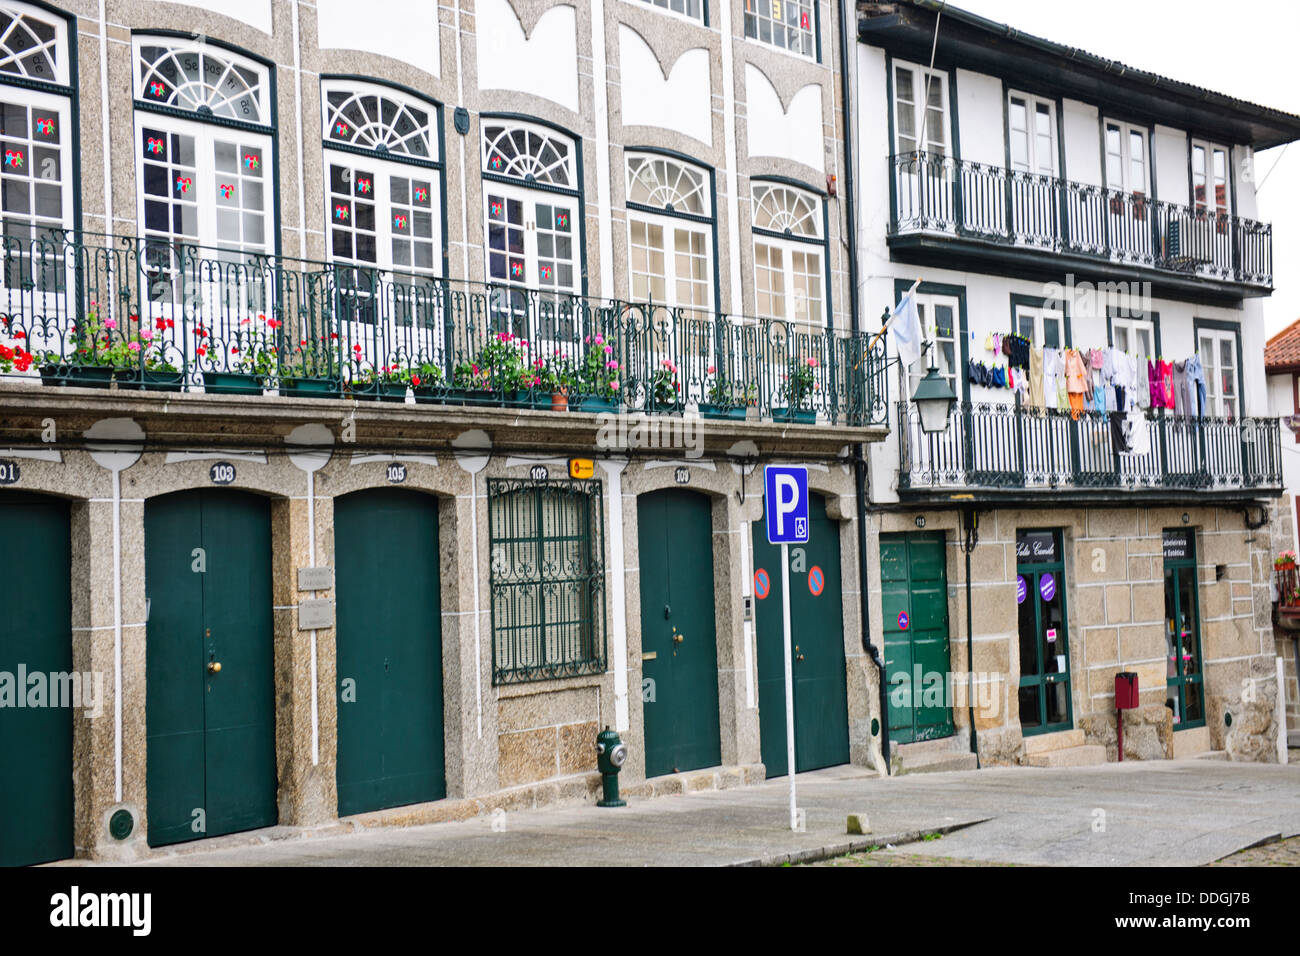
[1136,357,1151,410]
[984,332,996,353]
[1109,410,1129,454]
[1126,409,1151,456]
[1147,359,1161,408]
[1089,348,1104,371]
[1158,359,1174,409]
[1172,359,1191,419]
[1065,348,1088,418]
[1186,352,1207,418]
[1029,347,1044,408]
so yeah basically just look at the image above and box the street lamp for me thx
[910,341,958,434]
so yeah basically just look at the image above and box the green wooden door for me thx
[753,494,850,777]
[335,489,445,815]
[145,490,277,848]
[880,532,953,744]
[0,494,73,866]
[638,490,721,778]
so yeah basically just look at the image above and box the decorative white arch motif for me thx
[626,153,709,216]
[481,122,575,188]
[136,40,269,124]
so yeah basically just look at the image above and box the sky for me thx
[935,0,1300,339]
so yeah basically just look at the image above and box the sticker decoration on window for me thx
[148,81,167,98]
[356,178,372,195]
[334,121,350,137]
[334,204,349,221]
[490,200,503,218]
[218,183,234,198]
[242,153,260,171]
[174,176,191,194]
[3,149,23,168]
[146,137,164,155]
[555,212,568,228]
[35,117,55,136]
[413,186,428,203]
[393,214,407,229]
[489,154,504,171]
[510,260,523,278]
[540,265,552,280]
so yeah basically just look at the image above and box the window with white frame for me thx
[1198,327,1238,419]
[482,120,581,339]
[134,37,273,283]
[1008,92,1055,176]
[0,1,73,293]
[322,81,441,294]
[1191,139,1231,221]
[893,61,947,157]
[744,0,814,58]
[1111,314,1156,361]
[906,293,959,399]
[1014,302,1064,350]
[625,152,712,317]
[635,0,704,22]
[751,182,824,328]
[1104,120,1148,195]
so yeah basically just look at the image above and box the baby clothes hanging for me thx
[1029,347,1044,408]
[1158,359,1174,409]
[1186,353,1207,418]
[1135,352,1151,410]
[1065,348,1088,418]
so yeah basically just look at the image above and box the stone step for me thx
[1191,750,1229,761]
[1023,728,1084,755]
[893,735,965,759]
[896,752,979,775]
[1024,744,1107,768]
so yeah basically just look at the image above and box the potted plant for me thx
[279,334,343,397]
[408,362,448,403]
[1276,550,1297,571]
[0,330,35,377]
[773,356,819,423]
[699,365,756,420]
[202,313,279,395]
[573,333,622,413]
[648,358,683,414]
[41,305,184,391]
[348,361,412,403]
[448,357,495,405]
[539,350,577,411]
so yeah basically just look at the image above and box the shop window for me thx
[488,477,605,685]
[1162,529,1205,729]
[1015,529,1072,735]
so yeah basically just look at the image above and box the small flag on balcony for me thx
[887,279,923,369]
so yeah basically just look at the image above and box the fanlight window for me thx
[324,87,434,160]
[137,41,269,125]
[626,154,709,216]
[0,3,64,85]
[752,183,821,237]
[482,123,574,188]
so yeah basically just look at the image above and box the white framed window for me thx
[906,293,959,399]
[626,152,713,317]
[322,81,441,288]
[1104,120,1148,195]
[893,61,948,157]
[751,182,824,328]
[1111,315,1156,360]
[744,0,815,59]
[632,0,704,23]
[0,2,69,86]
[1008,91,1055,176]
[1191,140,1231,220]
[1014,303,1065,349]
[1198,327,1239,419]
[133,38,273,268]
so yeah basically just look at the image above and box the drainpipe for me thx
[838,0,889,773]
[963,508,980,767]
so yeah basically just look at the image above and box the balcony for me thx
[897,401,1282,502]
[888,152,1273,300]
[0,235,889,431]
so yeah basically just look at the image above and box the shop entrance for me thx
[1016,529,1073,735]
[1163,529,1205,728]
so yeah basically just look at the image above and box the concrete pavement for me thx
[65,758,1300,867]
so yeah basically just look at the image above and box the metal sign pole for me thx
[781,541,797,831]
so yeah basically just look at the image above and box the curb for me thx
[733,818,993,867]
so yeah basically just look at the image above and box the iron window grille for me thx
[488,477,606,685]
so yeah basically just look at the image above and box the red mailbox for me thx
[1115,671,1139,710]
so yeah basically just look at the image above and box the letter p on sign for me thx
[764,465,809,545]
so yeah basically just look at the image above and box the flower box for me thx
[114,368,185,392]
[649,400,684,416]
[349,382,409,403]
[573,396,621,414]
[699,403,748,421]
[280,377,340,398]
[40,365,113,389]
[203,371,266,395]
[441,387,496,407]
[772,407,816,424]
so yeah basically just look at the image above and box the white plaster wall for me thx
[151,0,272,33]
[318,0,439,77]
[1153,125,1188,204]
[1267,371,1300,553]
[476,0,577,112]
[743,64,821,172]
[619,26,711,146]
[956,68,1002,167]
[1234,145,1260,219]
[1061,99,1100,185]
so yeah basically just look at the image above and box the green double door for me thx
[145,490,277,848]
[0,494,73,866]
[880,532,954,744]
[638,490,721,778]
[753,493,850,777]
[1016,530,1072,735]
[335,489,445,816]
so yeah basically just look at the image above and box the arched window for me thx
[0,2,73,298]
[133,37,274,273]
[481,120,579,295]
[625,152,713,316]
[751,182,825,326]
[322,80,442,291]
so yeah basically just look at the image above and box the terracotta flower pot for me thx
[550,391,569,412]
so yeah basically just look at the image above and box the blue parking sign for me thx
[764,465,809,545]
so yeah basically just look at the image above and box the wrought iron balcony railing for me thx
[889,152,1273,288]
[0,234,889,428]
[898,401,1281,494]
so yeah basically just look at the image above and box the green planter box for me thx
[649,400,685,416]
[203,371,265,395]
[772,407,816,424]
[280,377,340,398]
[441,387,496,406]
[40,365,114,388]
[573,396,621,414]
[114,368,185,392]
[501,390,543,409]
[699,403,749,421]
[348,382,409,403]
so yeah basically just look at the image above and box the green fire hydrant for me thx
[595,726,628,807]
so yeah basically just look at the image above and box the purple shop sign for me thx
[1039,572,1056,603]
[1016,575,1027,605]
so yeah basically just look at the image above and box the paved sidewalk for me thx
[69,758,1300,867]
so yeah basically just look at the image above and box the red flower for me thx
[196,345,207,357]
[412,375,421,387]
[0,344,12,360]
[12,330,24,340]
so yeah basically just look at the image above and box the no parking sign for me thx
[808,566,824,596]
